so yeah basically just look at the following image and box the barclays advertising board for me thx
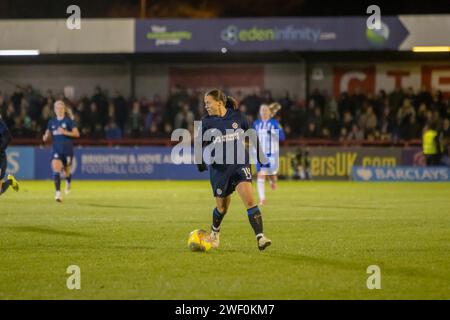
[135,17,409,52]
[35,147,208,180]
[352,166,450,182]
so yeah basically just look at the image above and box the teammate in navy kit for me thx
[197,89,271,251]
[253,103,285,205]
[43,101,80,202]
[0,115,19,197]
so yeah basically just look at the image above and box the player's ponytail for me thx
[65,106,75,120]
[225,96,238,110]
[205,89,239,110]
[268,102,281,117]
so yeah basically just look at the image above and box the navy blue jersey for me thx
[0,118,11,154]
[0,119,7,134]
[47,117,76,155]
[199,109,250,170]
[197,109,253,197]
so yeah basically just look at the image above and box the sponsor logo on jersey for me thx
[212,132,241,144]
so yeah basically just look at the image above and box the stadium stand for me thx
[1,85,448,145]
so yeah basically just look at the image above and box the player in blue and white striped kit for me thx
[253,103,285,205]
[43,101,80,202]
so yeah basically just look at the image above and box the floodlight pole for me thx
[140,0,147,18]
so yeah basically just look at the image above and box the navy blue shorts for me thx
[51,151,73,167]
[209,165,253,198]
[0,152,6,180]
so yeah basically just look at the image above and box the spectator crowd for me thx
[0,84,449,145]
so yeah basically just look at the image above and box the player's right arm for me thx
[43,120,51,142]
[42,130,51,142]
[252,119,258,131]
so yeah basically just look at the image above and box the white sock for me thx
[257,177,265,201]
[300,168,305,180]
[269,179,275,187]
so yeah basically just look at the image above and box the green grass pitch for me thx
[0,180,449,299]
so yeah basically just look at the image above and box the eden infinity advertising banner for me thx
[34,147,208,180]
[135,17,409,52]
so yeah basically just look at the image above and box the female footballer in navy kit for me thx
[43,100,80,202]
[197,89,271,251]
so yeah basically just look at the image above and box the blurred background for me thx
[1,0,449,181]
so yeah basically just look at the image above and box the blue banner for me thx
[35,147,209,180]
[135,17,409,52]
[352,166,450,182]
[6,147,35,180]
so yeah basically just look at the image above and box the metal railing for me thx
[11,138,422,147]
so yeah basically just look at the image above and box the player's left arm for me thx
[63,127,80,138]
[58,120,80,138]
[273,120,286,141]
